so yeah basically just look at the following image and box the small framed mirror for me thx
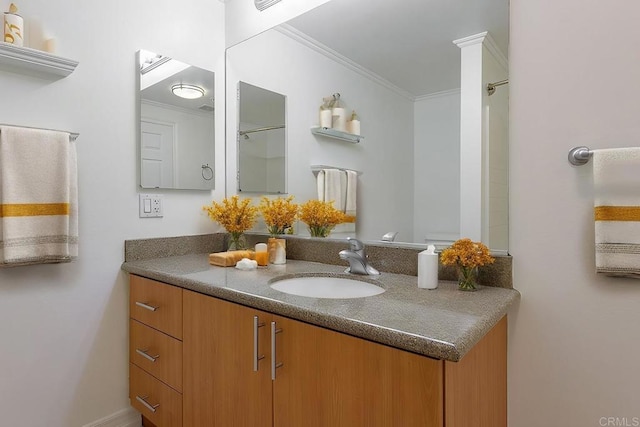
[237,81,287,194]
[138,49,215,190]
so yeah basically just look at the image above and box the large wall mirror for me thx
[237,81,287,194]
[226,0,509,251]
[138,49,215,190]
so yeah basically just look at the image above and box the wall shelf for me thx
[0,42,78,79]
[310,126,363,144]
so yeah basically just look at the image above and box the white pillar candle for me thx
[348,119,361,135]
[332,107,347,132]
[4,12,23,46]
[319,109,332,128]
[43,38,57,54]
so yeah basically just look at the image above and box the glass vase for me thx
[268,237,286,264]
[228,232,247,251]
[458,266,479,291]
[309,225,330,238]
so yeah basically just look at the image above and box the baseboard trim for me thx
[82,407,141,427]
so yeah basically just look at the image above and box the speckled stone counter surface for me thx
[122,253,519,362]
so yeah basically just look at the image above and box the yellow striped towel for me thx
[593,148,640,277]
[0,126,78,267]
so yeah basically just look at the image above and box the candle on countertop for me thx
[255,243,268,266]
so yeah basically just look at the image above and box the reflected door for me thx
[141,120,175,188]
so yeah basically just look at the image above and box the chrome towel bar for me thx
[0,124,79,141]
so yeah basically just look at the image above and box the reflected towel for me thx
[317,168,346,210]
[344,169,357,224]
[316,168,356,234]
[0,126,78,266]
[593,148,640,277]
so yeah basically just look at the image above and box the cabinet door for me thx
[272,316,444,427]
[183,290,273,427]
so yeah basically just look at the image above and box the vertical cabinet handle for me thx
[135,301,159,312]
[253,316,265,371]
[135,348,159,363]
[136,395,160,413]
[271,321,283,380]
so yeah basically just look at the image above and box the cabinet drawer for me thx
[130,363,182,427]
[130,275,182,339]
[130,319,183,392]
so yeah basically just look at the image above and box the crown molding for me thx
[276,24,415,101]
[453,31,488,48]
[482,32,508,72]
[453,31,508,72]
[414,88,461,102]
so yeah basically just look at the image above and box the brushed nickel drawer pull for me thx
[271,321,283,380]
[135,348,159,363]
[253,316,265,372]
[135,301,159,312]
[136,395,160,413]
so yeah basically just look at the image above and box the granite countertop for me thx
[122,254,520,362]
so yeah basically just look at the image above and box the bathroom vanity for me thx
[123,250,518,427]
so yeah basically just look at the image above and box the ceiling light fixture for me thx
[171,83,205,99]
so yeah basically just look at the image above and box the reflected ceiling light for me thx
[255,0,282,11]
[171,83,205,99]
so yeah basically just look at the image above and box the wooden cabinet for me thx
[130,364,182,427]
[182,291,272,427]
[129,276,183,426]
[130,275,507,427]
[270,314,443,427]
[130,275,182,339]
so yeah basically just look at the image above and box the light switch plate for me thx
[139,193,163,218]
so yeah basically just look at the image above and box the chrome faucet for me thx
[339,238,380,275]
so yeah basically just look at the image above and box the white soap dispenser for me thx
[418,245,438,289]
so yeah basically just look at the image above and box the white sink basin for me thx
[270,276,385,299]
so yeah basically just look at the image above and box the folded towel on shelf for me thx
[0,126,78,267]
[593,148,640,277]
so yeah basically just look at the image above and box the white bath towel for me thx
[316,168,356,234]
[317,168,346,210]
[345,169,357,222]
[593,148,640,277]
[0,126,78,266]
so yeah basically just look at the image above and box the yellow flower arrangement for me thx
[440,238,495,291]
[259,196,299,236]
[202,195,258,249]
[299,200,347,237]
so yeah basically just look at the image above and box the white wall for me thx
[413,91,460,244]
[226,29,415,241]
[509,0,640,425]
[0,1,226,426]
